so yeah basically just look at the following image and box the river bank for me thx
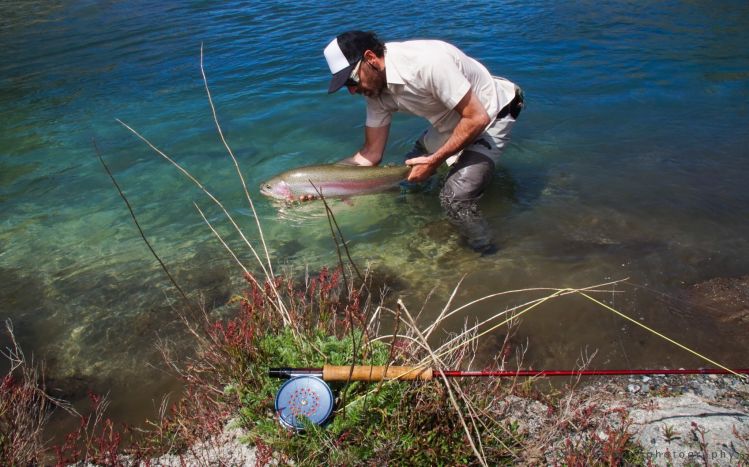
[147,372,748,466]
[3,271,748,465]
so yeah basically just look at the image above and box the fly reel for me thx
[274,375,334,430]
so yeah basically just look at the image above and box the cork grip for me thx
[322,365,433,381]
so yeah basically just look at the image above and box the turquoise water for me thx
[2,1,749,426]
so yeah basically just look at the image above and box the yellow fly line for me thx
[578,292,746,381]
[427,286,745,382]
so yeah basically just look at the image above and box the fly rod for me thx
[270,365,749,430]
[269,365,749,381]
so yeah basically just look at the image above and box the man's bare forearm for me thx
[404,89,489,182]
[430,115,488,164]
[338,124,390,166]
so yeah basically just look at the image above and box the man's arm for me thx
[405,88,490,181]
[339,124,390,166]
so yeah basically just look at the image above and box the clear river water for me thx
[2,1,748,429]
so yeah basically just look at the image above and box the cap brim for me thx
[328,64,355,93]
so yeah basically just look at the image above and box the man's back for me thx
[365,40,503,133]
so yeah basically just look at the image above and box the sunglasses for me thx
[344,60,362,88]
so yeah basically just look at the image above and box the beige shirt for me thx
[365,40,516,133]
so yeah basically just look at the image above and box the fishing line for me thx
[578,291,745,379]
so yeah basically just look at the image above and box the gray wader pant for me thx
[406,85,523,254]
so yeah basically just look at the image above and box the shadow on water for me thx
[0,267,48,376]
[0,245,239,440]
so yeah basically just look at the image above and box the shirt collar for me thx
[383,48,405,86]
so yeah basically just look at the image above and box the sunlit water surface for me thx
[2,1,748,430]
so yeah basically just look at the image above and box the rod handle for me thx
[322,365,433,381]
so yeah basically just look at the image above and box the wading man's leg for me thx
[439,150,497,254]
[406,84,522,252]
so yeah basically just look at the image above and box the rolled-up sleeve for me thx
[365,95,396,128]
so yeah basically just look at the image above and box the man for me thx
[323,31,523,254]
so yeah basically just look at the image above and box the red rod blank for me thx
[439,368,749,377]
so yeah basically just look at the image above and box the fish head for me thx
[260,177,294,200]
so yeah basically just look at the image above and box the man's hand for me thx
[338,125,391,166]
[405,89,490,181]
[405,154,439,182]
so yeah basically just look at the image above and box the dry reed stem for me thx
[435,323,492,458]
[355,281,627,392]
[95,140,200,319]
[414,285,438,323]
[419,290,564,370]
[311,181,365,286]
[430,280,627,365]
[423,274,466,340]
[1,323,51,464]
[191,45,301,330]
[199,44,275,283]
[2,320,77,416]
[445,322,517,455]
[346,280,627,420]
[397,299,489,467]
[116,119,293,327]
[428,280,626,351]
[193,203,251,282]
[114,121,251,275]
[559,349,598,429]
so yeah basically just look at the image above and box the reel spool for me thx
[274,375,334,430]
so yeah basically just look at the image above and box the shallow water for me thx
[2,1,749,428]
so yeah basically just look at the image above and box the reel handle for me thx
[322,365,433,381]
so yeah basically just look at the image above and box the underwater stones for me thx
[405,219,459,260]
[0,266,48,314]
[132,305,168,337]
[275,238,305,259]
[687,275,749,330]
[361,266,410,295]
[174,261,232,311]
[45,372,94,401]
[0,161,40,186]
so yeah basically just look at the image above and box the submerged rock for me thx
[687,275,749,329]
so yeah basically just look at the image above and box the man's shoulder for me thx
[385,40,456,76]
[386,39,455,54]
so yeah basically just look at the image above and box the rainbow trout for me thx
[260,163,411,200]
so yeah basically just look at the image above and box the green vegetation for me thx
[200,268,525,465]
